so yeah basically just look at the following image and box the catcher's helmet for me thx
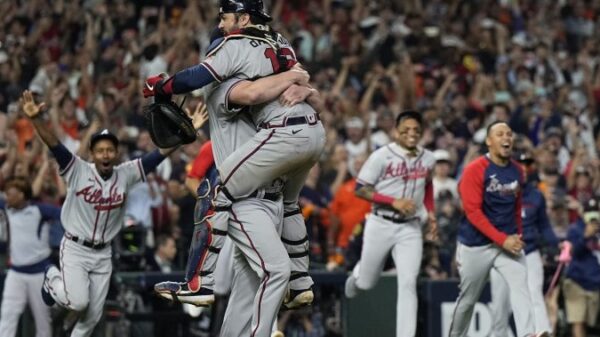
[219,0,272,22]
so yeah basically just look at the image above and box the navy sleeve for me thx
[538,196,559,246]
[37,203,62,222]
[172,64,218,94]
[0,199,5,210]
[141,149,166,175]
[568,222,589,257]
[49,143,74,172]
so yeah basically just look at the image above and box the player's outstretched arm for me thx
[143,62,220,99]
[228,67,310,106]
[21,90,59,148]
[21,90,74,172]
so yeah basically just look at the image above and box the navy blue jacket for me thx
[521,183,559,254]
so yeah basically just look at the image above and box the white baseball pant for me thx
[46,238,112,337]
[490,250,551,336]
[350,214,423,337]
[219,197,287,337]
[0,270,51,337]
[449,243,534,337]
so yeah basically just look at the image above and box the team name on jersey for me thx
[75,184,124,211]
[383,161,428,180]
[486,175,519,195]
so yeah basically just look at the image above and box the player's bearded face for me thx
[486,123,513,160]
[218,13,243,34]
[396,118,422,153]
[92,140,118,178]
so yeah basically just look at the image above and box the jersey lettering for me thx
[75,184,125,211]
[264,47,297,73]
[264,48,280,72]
[382,161,428,180]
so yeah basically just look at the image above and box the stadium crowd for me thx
[0,0,599,336]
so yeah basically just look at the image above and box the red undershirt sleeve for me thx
[459,161,508,246]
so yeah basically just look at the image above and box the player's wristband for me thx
[372,193,394,206]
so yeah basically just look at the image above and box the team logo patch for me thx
[485,175,519,195]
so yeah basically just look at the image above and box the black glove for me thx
[143,100,197,148]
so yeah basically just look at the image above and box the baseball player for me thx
[18,90,207,337]
[153,137,223,306]
[344,110,437,337]
[143,0,323,321]
[156,137,281,337]
[0,177,60,337]
[489,151,559,336]
[448,121,549,337]
[152,71,309,336]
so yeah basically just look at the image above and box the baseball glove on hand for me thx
[144,100,197,148]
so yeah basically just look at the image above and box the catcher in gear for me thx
[154,139,222,306]
[146,8,315,313]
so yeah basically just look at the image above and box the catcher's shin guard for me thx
[185,219,213,291]
[281,206,314,310]
[186,171,222,285]
[154,218,219,306]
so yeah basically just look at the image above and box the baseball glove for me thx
[144,100,197,148]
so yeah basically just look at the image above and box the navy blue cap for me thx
[90,129,119,149]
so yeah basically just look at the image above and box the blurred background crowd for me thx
[0,0,599,336]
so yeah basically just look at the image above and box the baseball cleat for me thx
[282,288,314,310]
[154,281,214,307]
[344,275,358,298]
[41,265,59,306]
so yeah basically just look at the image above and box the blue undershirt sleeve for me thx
[172,64,218,94]
[49,143,74,172]
[141,149,166,175]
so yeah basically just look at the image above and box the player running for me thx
[447,121,549,337]
[489,150,559,336]
[344,110,437,337]
[18,90,207,337]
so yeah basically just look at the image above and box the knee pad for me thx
[195,179,216,223]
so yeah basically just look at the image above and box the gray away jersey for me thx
[357,143,436,224]
[59,156,145,243]
[204,79,257,167]
[202,31,317,127]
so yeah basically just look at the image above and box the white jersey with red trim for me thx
[357,142,435,223]
[59,156,145,243]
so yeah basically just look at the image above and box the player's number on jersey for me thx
[264,47,296,73]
